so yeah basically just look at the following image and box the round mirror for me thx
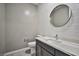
[50,4,72,27]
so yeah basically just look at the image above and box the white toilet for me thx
[28,41,36,55]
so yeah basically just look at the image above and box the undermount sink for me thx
[40,35,62,43]
[37,35,62,43]
[45,38,62,43]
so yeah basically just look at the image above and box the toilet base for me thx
[27,41,36,56]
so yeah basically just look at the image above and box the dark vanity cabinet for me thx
[36,40,70,56]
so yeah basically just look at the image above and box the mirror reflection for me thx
[50,4,72,27]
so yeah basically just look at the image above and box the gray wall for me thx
[37,3,79,43]
[0,4,5,55]
[5,4,37,52]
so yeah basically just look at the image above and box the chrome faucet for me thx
[55,34,58,40]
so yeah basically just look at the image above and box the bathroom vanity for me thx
[36,39,69,56]
[35,36,79,56]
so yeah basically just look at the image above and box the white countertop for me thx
[35,36,79,56]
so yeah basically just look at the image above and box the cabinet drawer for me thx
[55,49,69,56]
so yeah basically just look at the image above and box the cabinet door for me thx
[36,44,42,56]
[41,48,53,56]
[36,40,55,55]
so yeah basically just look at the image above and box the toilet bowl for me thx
[28,41,36,55]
